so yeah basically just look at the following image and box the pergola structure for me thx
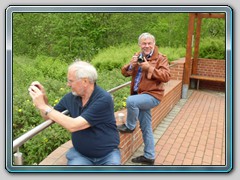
[182,13,225,98]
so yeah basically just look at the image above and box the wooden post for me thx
[182,13,195,98]
[192,15,202,75]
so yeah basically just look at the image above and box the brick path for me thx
[125,90,225,165]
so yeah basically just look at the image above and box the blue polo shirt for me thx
[54,85,120,158]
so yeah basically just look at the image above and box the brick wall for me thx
[197,58,225,78]
[169,58,185,81]
[170,58,225,91]
[193,58,225,91]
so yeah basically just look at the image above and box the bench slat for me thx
[190,75,225,82]
[190,75,225,90]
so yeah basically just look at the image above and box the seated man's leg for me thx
[66,147,93,165]
[126,94,159,130]
[98,148,121,165]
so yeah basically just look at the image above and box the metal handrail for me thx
[12,81,131,165]
[13,110,69,152]
[107,81,131,94]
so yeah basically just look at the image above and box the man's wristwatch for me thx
[45,106,53,116]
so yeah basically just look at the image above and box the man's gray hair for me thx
[138,32,156,45]
[68,60,98,83]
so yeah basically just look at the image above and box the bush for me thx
[22,124,70,165]
[199,37,225,59]
[34,55,68,80]
[13,55,71,165]
[91,44,139,71]
[97,68,131,111]
[160,47,186,61]
[91,43,186,70]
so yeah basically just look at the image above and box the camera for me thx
[137,54,144,63]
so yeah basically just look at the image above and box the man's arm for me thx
[29,83,90,132]
[121,63,132,77]
[39,105,90,132]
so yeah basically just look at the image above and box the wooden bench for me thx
[190,75,225,90]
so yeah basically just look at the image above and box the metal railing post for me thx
[13,148,23,165]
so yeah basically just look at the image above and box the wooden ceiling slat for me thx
[197,13,225,19]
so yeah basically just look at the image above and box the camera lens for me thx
[137,54,144,63]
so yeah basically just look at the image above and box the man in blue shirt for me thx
[28,61,120,165]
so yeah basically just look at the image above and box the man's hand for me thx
[139,57,150,71]
[30,81,45,93]
[130,55,138,68]
[28,81,48,110]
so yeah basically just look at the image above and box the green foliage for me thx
[92,44,139,70]
[201,18,225,38]
[13,13,225,63]
[12,13,191,62]
[97,68,131,111]
[91,43,186,71]
[159,47,186,61]
[13,55,71,165]
[34,55,68,80]
[148,13,189,47]
[199,37,225,59]
[22,124,70,165]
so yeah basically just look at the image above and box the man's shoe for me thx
[117,124,135,133]
[131,155,155,165]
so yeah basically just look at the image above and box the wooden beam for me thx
[183,13,196,85]
[192,16,202,75]
[197,13,225,19]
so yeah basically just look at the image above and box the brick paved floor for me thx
[125,89,225,166]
